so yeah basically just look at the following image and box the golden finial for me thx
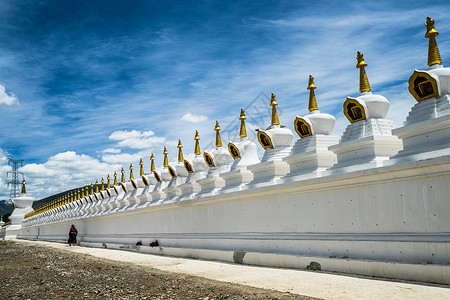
[214,120,222,147]
[177,139,184,162]
[81,186,85,198]
[150,153,155,172]
[107,174,111,189]
[307,75,318,112]
[70,192,73,203]
[239,109,247,138]
[129,163,134,180]
[86,184,89,196]
[90,182,94,195]
[356,51,371,93]
[101,177,105,191]
[95,180,99,193]
[194,131,201,155]
[163,146,169,167]
[139,158,144,176]
[21,178,26,195]
[425,17,442,66]
[121,167,125,183]
[77,188,80,200]
[270,93,280,126]
[114,171,118,186]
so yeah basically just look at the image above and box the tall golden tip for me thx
[121,167,124,173]
[239,109,247,138]
[307,75,318,112]
[178,139,183,148]
[139,158,143,165]
[307,75,317,90]
[163,146,169,167]
[215,120,222,147]
[95,179,98,184]
[425,16,439,38]
[178,139,184,162]
[101,177,104,183]
[129,163,133,170]
[239,108,246,120]
[214,120,221,131]
[356,51,368,68]
[270,93,280,126]
[107,174,110,180]
[356,51,371,93]
[21,178,26,195]
[194,131,201,154]
[270,93,278,106]
[139,157,144,176]
[114,171,117,176]
[129,163,134,180]
[194,130,200,140]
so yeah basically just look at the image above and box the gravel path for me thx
[0,241,316,299]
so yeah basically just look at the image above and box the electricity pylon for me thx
[7,158,24,201]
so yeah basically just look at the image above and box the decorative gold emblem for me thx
[408,70,439,102]
[168,166,176,178]
[294,117,313,138]
[228,142,241,159]
[257,130,274,150]
[343,97,366,123]
[184,160,194,173]
[153,171,161,182]
[203,152,215,167]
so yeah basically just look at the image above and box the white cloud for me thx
[0,84,19,105]
[100,148,121,154]
[181,112,208,123]
[109,130,155,141]
[117,136,167,149]
[101,152,143,164]
[19,151,122,199]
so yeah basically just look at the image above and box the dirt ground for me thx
[0,241,318,299]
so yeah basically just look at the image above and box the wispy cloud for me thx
[180,112,208,123]
[0,84,18,105]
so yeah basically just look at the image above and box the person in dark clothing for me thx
[68,225,78,246]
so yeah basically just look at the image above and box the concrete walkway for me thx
[17,240,450,300]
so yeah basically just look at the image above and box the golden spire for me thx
[163,147,169,167]
[90,182,94,195]
[81,186,85,198]
[70,192,73,202]
[114,171,118,186]
[95,180,99,193]
[194,130,201,155]
[425,17,442,66]
[150,153,155,172]
[215,120,222,147]
[101,177,105,191]
[239,109,247,138]
[107,174,111,189]
[356,51,371,93]
[21,178,26,195]
[270,93,280,126]
[139,158,144,176]
[77,188,80,200]
[86,184,89,196]
[307,75,318,111]
[121,167,125,183]
[129,163,134,180]
[177,139,184,162]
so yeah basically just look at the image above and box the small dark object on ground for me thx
[150,240,159,247]
[136,241,142,246]
[306,261,321,271]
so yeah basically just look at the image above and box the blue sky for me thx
[0,0,449,199]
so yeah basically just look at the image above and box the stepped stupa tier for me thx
[197,121,232,197]
[5,179,34,239]
[165,140,189,202]
[178,131,209,202]
[328,51,403,173]
[389,17,450,163]
[247,93,293,187]
[221,109,260,192]
[281,75,339,182]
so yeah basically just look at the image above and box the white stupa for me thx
[165,140,190,202]
[247,93,293,187]
[178,131,209,203]
[197,121,233,197]
[328,51,403,173]
[5,178,34,239]
[388,17,450,164]
[221,109,260,192]
[149,147,173,205]
[282,75,339,182]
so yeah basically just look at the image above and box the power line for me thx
[7,158,24,201]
